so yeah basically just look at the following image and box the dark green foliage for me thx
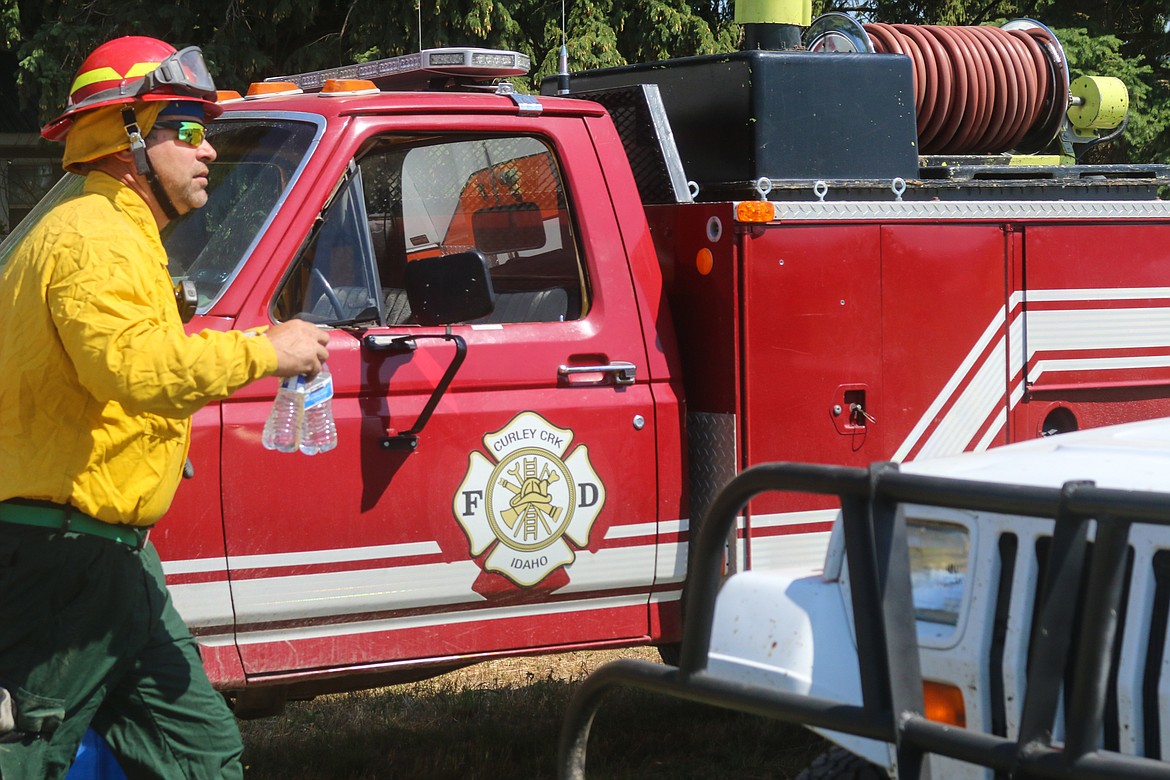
[0,0,738,115]
[2,0,1165,162]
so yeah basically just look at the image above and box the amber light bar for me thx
[268,47,531,92]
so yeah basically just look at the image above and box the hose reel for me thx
[805,14,1129,157]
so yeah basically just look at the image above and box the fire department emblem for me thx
[454,412,605,587]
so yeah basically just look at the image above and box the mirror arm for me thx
[363,328,467,452]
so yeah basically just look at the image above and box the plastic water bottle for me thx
[299,364,337,456]
[261,375,305,453]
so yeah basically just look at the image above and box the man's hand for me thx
[266,319,330,378]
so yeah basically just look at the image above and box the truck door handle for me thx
[558,361,637,386]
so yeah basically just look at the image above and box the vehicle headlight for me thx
[907,519,969,626]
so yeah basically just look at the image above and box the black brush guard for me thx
[558,461,1170,779]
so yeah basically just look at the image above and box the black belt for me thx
[0,499,149,548]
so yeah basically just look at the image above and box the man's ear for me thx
[94,149,144,183]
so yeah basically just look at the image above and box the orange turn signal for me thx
[735,200,775,223]
[923,680,965,727]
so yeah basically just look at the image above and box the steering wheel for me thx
[311,267,345,321]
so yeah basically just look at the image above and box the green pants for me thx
[0,524,243,779]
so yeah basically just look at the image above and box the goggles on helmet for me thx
[137,47,217,102]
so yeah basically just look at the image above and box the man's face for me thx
[145,112,217,215]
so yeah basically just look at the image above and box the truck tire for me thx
[657,642,681,666]
[796,747,889,780]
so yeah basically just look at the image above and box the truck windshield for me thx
[0,115,319,313]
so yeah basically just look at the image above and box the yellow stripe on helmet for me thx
[70,61,162,95]
[125,62,161,79]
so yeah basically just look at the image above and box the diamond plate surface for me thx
[768,199,1170,222]
[688,412,738,531]
[570,85,691,205]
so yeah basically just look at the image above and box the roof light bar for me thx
[268,47,531,92]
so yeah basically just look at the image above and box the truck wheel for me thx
[657,642,681,666]
[796,747,889,780]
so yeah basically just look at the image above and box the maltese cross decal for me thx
[454,412,605,587]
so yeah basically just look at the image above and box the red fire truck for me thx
[4,12,1169,717]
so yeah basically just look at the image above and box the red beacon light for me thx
[265,47,531,93]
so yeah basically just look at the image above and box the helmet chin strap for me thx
[121,107,180,220]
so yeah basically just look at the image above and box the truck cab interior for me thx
[273,134,588,328]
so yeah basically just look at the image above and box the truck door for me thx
[219,126,660,678]
[879,223,1013,460]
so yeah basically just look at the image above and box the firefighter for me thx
[0,36,328,778]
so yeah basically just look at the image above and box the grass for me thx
[238,648,827,779]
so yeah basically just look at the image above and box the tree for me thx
[0,0,737,117]
[1,0,1166,163]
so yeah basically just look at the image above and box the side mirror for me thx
[405,250,495,326]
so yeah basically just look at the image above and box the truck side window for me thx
[359,134,588,325]
[273,165,382,325]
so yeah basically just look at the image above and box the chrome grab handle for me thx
[558,361,637,386]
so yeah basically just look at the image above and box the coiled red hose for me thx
[863,23,1068,155]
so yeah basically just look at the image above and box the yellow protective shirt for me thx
[0,172,278,526]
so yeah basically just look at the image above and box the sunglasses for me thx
[154,120,207,147]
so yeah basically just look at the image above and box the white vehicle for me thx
[560,417,1170,779]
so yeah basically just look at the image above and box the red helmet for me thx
[42,36,223,141]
